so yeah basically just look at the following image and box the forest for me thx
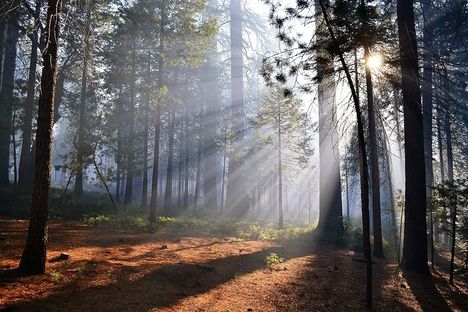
[0,0,467,310]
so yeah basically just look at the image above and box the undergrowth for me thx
[82,214,315,241]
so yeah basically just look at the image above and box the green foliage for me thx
[265,253,285,268]
[49,270,63,283]
[340,219,364,251]
[239,222,313,241]
[432,179,468,243]
[250,86,313,170]
[83,214,159,231]
[77,261,97,276]
[82,213,314,241]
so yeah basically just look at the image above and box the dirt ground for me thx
[0,219,467,312]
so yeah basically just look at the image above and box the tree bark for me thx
[141,57,151,208]
[364,48,384,258]
[226,0,248,216]
[315,0,343,237]
[149,2,166,222]
[18,1,41,194]
[74,7,92,196]
[124,39,137,205]
[0,3,20,188]
[277,99,283,229]
[317,0,372,306]
[421,0,434,268]
[19,0,63,275]
[164,104,176,210]
[397,0,429,274]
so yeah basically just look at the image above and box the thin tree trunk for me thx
[149,2,166,222]
[18,1,41,194]
[194,140,202,210]
[318,0,372,306]
[184,97,189,209]
[115,98,123,202]
[436,100,445,182]
[421,0,434,269]
[11,112,17,191]
[364,47,384,258]
[19,0,63,274]
[141,56,151,208]
[0,4,20,188]
[221,125,228,212]
[124,38,137,205]
[277,101,283,229]
[74,6,92,196]
[178,132,183,208]
[0,6,5,85]
[164,104,176,210]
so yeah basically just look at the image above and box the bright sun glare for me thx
[367,54,383,71]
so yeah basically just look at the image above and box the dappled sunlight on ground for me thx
[0,220,467,311]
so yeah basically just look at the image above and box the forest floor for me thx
[0,219,467,312]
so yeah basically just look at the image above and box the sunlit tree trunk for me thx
[318,0,372,306]
[364,47,384,258]
[382,125,400,262]
[277,101,283,229]
[19,0,63,274]
[221,123,228,212]
[0,3,20,188]
[18,1,41,194]
[226,0,248,216]
[397,0,429,274]
[315,0,343,237]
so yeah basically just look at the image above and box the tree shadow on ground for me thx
[5,239,313,312]
[403,271,467,312]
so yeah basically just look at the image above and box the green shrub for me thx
[265,253,285,268]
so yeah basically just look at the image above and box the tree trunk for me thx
[421,0,434,268]
[226,0,248,216]
[74,8,91,196]
[364,48,384,258]
[0,7,5,85]
[194,139,202,210]
[124,39,137,205]
[221,124,228,212]
[115,96,123,203]
[178,131,183,208]
[149,2,166,222]
[436,99,445,182]
[0,4,20,188]
[18,0,63,274]
[277,101,283,229]
[317,0,372,306]
[316,0,343,237]
[184,96,190,209]
[164,105,176,210]
[141,57,151,208]
[18,1,41,194]
[397,0,429,274]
